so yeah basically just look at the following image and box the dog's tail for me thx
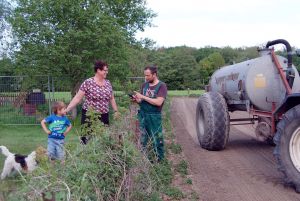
[0,146,11,157]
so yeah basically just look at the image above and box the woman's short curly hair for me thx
[94,60,108,72]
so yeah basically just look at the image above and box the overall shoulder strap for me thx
[143,82,149,95]
[154,81,162,95]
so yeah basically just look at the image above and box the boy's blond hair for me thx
[52,101,66,114]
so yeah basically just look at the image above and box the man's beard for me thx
[148,79,154,83]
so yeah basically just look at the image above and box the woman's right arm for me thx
[66,90,85,113]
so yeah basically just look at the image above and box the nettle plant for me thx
[9,108,164,201]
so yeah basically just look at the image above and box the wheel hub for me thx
[290,127,300,172]
[197,109,205,137]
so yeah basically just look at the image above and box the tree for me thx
[0,56,14,75]
[220,46,239,64]
[198,52,225,84]
[195,46,220,62]
[0,0,14,57]
[9,0,155,95]
[207,52,225,69]
[0,0,11,36]
[238,46,259,62]
[276,47,300,72]
[147,46,198,90]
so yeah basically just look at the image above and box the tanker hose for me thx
[266,39,292,68]
[287,68,295,88]
[266,39,294,89]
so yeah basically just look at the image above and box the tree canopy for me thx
[1,1,299,91]
[0,0,14,57]
[8,0,155,94]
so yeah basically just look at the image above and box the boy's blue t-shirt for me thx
[44,114,71,139]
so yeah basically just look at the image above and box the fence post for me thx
[51,76,55,101]
[47,76,51,115]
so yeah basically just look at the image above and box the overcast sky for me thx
[136,0,300,49]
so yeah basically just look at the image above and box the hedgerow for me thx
[7,108,169,201]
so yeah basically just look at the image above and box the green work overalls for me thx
[138,82,164,161]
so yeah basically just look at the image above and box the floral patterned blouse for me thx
[79,78,112,114]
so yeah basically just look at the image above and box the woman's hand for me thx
[113,111,121,120]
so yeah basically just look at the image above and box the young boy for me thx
[41,101,72,163]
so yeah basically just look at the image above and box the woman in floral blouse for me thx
[66,60,119,144]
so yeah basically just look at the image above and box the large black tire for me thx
[273,105,300,193]
[196,92,230,151]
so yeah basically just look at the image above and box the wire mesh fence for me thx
[1,75,196,125]
[0,76,72,125]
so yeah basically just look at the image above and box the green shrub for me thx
[185,178,193,185]
[175,160,188,176]
[5,108,162,200]
[190,191,200,201]
[151,160,173,187]
[1,98,191,201]
[164,186,185,200]
[169,142,182,154]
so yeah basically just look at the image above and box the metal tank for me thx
[196,39,300,193]
[209,49,300,112]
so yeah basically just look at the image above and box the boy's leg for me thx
[55,139,65,161]
[47,138,56,161]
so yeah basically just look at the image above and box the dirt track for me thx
[170,97,300,201]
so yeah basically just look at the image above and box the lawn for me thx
[42,90,204,100]
[168,90,203,96]
[0,123,81,170]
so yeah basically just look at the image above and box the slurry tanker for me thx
[196,39,300,192]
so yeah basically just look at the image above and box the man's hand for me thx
[133,91,143,103]
[133,91,143,99]
[134,91,165,106]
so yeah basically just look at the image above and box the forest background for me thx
[0,0,300,93]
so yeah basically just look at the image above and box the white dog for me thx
[0,145,37,179]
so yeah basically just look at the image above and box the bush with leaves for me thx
[6,108,169,201]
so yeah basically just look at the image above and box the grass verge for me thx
[0,96,199,200]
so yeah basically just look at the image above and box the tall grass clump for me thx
[5,108,165,201]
